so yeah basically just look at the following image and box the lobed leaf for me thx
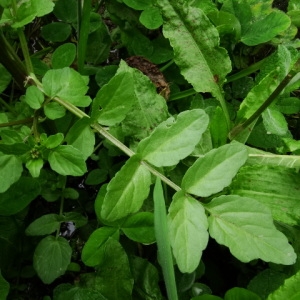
[101,155,151,222]
[33,236,72,284]
[205,195,296,265]
[182,143,248,197]
[137,109,209,167]
[168,191,209,273]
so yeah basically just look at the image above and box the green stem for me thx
[77,0,91,73]
[229,72,295,140]
[169,88,196,101]
[226,58,267,83]
[0,117,33,128]
[0,97,16,114]
[17,28,33,74]
[160,59,174,72]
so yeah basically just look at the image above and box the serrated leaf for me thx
[0,154,23,193]
[81,227,119,267]
[65,118,95,160]
[137,109,209,167]
[42,67,91,107]
[182,143,248,197]
[0,177,41,215]
[267,271,300,300]
[33,236,72,284]
[24,85,44,109]
[157,1,231,102]
[230,165,300,226]
[121,212,155,244]
[91,63,135,126]
[48,145,87,176]
[205,195,296,265]
[101,155,151,221]
[26,214,61,236]
[120,63,169,141]
[168,191,209,273]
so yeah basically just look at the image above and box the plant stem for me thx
[0,117,33,128]
[229,72,295,140]
[17,28,33,74]
[160,59,174,72]
[169,88,196,101]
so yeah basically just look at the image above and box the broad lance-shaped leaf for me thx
[230,165,300,226]
[101,155,151,221]
[137,109,209,167]
[182,143,248,197]
[205,195,296,265]
[168,191,208,273]
[157,0,231,119]
[33,236,72,284]
[91,61,136,126]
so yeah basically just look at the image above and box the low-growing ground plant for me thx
[0,0,300,299]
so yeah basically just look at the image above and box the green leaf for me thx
[224,287,260,300]
[26,214,61,236]
[168,191,209,273]
[137,109,209,167]
[210,106,228,148]
[65,118,95,160]
[48,145,87,176]
[0,177,41,215]
[81,227,120,267]
[121,212,155,244]
[205,195,296,265]
[85,169,107,185]
[44,102,66,120]
[0,154,23,193]
[120,62,169,141]
[153,178,178,300]
[0,143,30,155]
[26,158,44,177]
[62,212,87,227]
[0,64,11,94]
[56,287,106,300]
[130,256,162,299]
[101,155,151,222]
[182,143,248,197]
[267,271,300,300]
[0,271,9,300]
[53,0,77,23]
[139,7,163,29]
[84,238,134,300]
[24,85,44,109]
[52,43,76,69]
[262,108,288,136]
[157,0,231,114]
[123,0,153,10]
[41,133,64,149]
[42,67,91,107]
[33,236,72,284]
[91,63,135,126]
[230,165,300,226]
[41,22,72,42]
[222,0,291,46]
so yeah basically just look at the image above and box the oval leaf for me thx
[205,195,296,265]
[182,143,248,197]
[26,214,61,236]
[33,236,72,284]
[168,191,209,273]
[137,109,209,167]
[48,145,87,176]
[101,155,151,221]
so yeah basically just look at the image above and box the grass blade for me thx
[153,178,178,300]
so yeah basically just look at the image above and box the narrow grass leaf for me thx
[154,178,178,300]
[168,191,209,273]
[182,143,248,197]
[101,155,151,222]
[137,109,209,167]
[205,195,296,265]
[33,236,72,284]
